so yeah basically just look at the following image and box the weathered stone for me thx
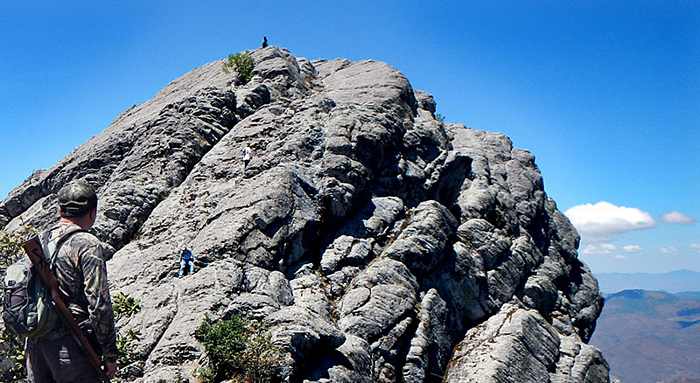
[403,289,450,383]
[414,90,436,114]
[551,334,611,383]
[338,258,418,342]
[383,200,458,276]
[445,303,561,383]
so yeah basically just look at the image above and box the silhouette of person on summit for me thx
[262,36,268,48]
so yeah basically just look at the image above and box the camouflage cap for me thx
[57,180,98,217]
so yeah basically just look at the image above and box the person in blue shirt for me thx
[178,247,195,277]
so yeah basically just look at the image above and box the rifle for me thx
[23,235,110,382]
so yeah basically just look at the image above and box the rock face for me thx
[1,47,609,382]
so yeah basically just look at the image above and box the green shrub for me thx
[235,321,284,383]
[195,316,247,382]
[0,226,36,383]
[223,52,255,84]
[116,328,141,368]
[435,113,446,124]
[0,226,37,269]
[0,329,25,383]
[112,292,142,375]
[113,292,141,321]
[195,315,283,383]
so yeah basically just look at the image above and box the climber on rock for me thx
[242,145,253,171]
[178,246,195,277]
[262,36,268,48]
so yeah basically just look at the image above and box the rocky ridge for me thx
[1,47,609,382]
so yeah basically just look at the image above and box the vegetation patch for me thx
[112,291,142,380]
[223,52,255,84]
[113,292,141,321]
[0,329,25,383]
[195,315,283,383]
[0,226,36,383]
[116,328,141,368]
[0,226,36,269]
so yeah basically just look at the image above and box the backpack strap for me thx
[40,228,92,270]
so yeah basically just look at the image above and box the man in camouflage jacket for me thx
[26,180,117,382]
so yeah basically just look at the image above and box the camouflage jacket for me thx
[44,221,118,362]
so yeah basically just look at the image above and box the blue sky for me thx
[0,1,698,273]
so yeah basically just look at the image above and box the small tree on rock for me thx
[223,52,255,85]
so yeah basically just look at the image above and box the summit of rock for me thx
[1,47,609,382]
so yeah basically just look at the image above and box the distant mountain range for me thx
[590,289,700,383]
[595,270,700,294]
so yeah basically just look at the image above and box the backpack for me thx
[2,228,87,338]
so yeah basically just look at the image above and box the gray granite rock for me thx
[1,47,609,382]
[551,334,611,383]
[403,289,450,383]
[445,303,561,383]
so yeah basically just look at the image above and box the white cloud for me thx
[661,211,696,224]
[564,201,655,238]
[622,244,642,253]
[581,243,617,255]
[690,243,700,253]
[660,246,678,255]
[581,243,641,257]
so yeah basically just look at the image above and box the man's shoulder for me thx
[68,232,108,263]
[51,223,101,251]
[70,231,101,248]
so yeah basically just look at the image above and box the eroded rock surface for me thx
[1,47,609,382]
